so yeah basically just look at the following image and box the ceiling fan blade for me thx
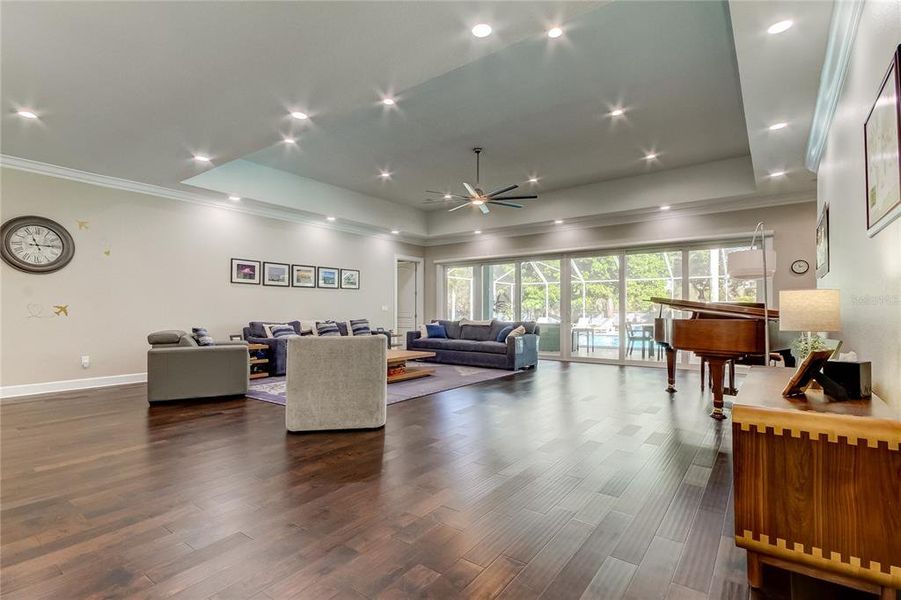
[462,182,478,197]
[487,200,524,208]
[486,184,518,198]
[478,203,490,215]
[448,203,470,212]
[490,195,538,200]
[425,190,445,195]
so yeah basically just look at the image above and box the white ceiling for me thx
[1,0,833,239]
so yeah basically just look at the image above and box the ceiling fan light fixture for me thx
[547,27,563,39]
[472,199,485,205]
[471,23,492,38]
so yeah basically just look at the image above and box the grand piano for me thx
[651,297,779,420]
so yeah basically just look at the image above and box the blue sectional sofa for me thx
[406,319,540,370]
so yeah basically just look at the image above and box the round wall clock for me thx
[790,259,809,275]
[1,216,75,274]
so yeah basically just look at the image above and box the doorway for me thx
[395,257,422,348]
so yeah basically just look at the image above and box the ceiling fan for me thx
[425,148,538,214]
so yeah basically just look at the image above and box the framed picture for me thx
[263,262,290,287]
[864,45,901,237]
[317,266,339,288]
[816,204,829,278]
[781,349,837,398]
[292,264,316,288]
[229,334,243,341]
[340,268,360,290]
[230,258,260,284]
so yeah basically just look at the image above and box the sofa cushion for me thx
[316,321,341,336]
[412,338,507,355]
[437,320,462,339]
[507,325,526,338]
[461,323,494,341]
[270,324,298,338]
[148,330,186,345]
[425,323,447,338]
[496,325,514,342]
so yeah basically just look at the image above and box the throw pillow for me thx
[425,323,447,338]
[316,321,341,336]
[507,325,526,339]
[262,322,289,338]
[350,319,371,336]
[192,327,214,346]
[298,320,318,336]
[496,325,514,342]
[270,324,298,338]
[418,324,430,339]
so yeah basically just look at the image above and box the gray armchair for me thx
[147,330,248,402]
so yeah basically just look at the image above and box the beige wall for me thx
[0,168,422,389]
[423,202,818,320]
[816,2,901,403]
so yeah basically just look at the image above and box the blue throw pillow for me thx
[425,323,447,338]
[316,321,341,336]
[496,325,514,342]
[270,324,298,338]
[192,327,214,346]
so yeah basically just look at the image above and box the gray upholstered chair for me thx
[285,335,387,432]
[146,330,248,402]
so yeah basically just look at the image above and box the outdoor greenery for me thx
[446,266,473,320]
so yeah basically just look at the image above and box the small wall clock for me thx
[790,259,809,275]
[1,216,75,274]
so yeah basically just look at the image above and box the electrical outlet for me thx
[81,355,90,369]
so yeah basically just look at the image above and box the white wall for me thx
[0,167,422,389]
[423,201,817,320]
[816,2,901,403]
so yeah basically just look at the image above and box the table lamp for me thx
[726,223,777,357]
[778,289,841,359]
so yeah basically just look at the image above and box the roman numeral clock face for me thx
[1,216,75,274]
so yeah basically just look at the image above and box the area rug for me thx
[246,361,515,406]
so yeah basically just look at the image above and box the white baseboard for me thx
[0,373,147,400]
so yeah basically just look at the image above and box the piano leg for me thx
[665,346,677,393]
[706,357,728,420]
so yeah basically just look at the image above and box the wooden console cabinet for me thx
[732,367,900,598]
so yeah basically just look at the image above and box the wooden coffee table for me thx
[386,349,436,383]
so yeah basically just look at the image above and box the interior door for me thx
[396,261,417,346]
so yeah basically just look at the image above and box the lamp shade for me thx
[779,289,841,332]
[727,249,777,279]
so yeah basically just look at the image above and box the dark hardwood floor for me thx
[0,362,880,599]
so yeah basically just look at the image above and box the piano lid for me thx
[650,297,779,320]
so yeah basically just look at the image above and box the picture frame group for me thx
[230,259,360,289]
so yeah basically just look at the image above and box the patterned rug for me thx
[246,361,516,406]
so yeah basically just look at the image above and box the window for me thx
[688,246,759,303]
[485,263,516,321]
[521,259,561,354]
[625,251,682,362]
[445,266,474,320]
[570,255,620,359]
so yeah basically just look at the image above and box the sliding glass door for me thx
[521,260,561,354]
[446,266,474,320]
[484,263,517,321]
[570,255,620,360]
[624,251,682,363]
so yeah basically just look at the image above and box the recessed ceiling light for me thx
[379,170,391,179]
[290,111,308,120]
[193,154,212,163]
[474,230,482,234]
[391,230,400,235]
[660,205,671,211]
[554,219,564,224]
[228,195,241,202]
[528,177,539,184]
[326,216,336,221]
[471,23,492,38]
[16,110,38,119]
[769,170,787,178]
[444,193,452,200]
[547,27,563,39]
[382,97,396,106]
[767,20,793,34]
[283,137,296,144]
[609,108,625,117]
[644,152,658,160]
[768,122,788,131]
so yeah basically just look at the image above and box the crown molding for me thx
[805,0,864,173]
[0,155,428,245]
[419,190,815,246]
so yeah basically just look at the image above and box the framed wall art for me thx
[864,45,901,237]
[816,204,829,278]
[292,264,316,288]
[317,266,339,288]
[263,262,290,287]
[230,258,260,284]
[340,268,360,290]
